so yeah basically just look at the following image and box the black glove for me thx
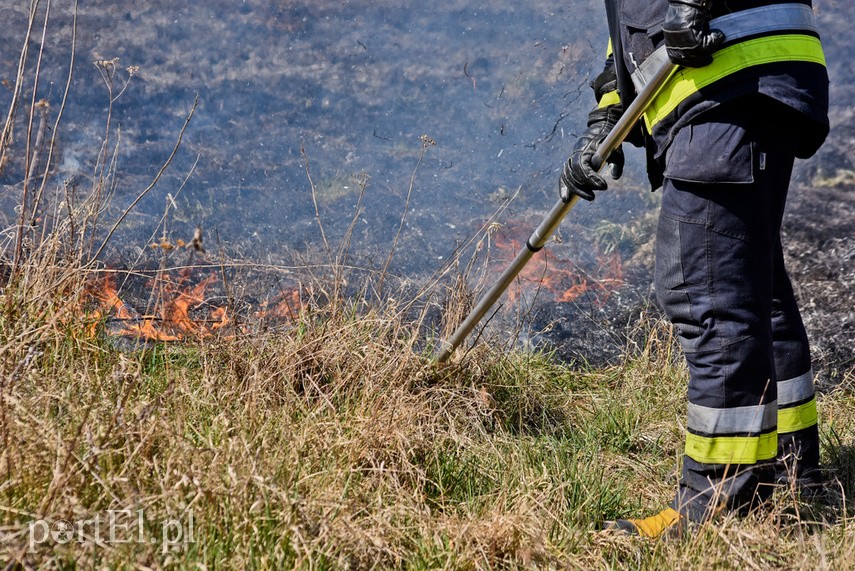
[663,0,725,67]
[560,105,624,202]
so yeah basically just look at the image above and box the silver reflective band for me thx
[687,401,777,435]
[777,369,815,406]
[630,3,819,92]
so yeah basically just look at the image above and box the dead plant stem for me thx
[91,96,199,263]
[30,0,78,232]
[0,0,40,177]
[377,135,434,295]
[87,58,134,259]
[334,173,369,295]
[301,142,331,256]
[11,0,51,277]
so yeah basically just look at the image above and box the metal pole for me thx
[435,59,677,363]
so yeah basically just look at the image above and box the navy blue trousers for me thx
[654,100,819,522]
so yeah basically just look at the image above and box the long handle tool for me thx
[435,59,677,363]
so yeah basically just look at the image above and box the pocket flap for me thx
[664,119,755,185]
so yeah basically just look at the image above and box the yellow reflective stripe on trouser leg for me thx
[644,34,827,130]
[778,397,818,434]
[685,431,778,465]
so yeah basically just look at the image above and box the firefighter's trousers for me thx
[654,98,820,522]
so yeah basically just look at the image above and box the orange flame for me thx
[491,230,624,307]
[87,272,229,340]
[88,270,304,341]
[254,289,303,321]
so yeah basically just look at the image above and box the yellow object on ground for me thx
[605,507,684,539]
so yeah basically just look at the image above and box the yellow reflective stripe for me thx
[778,398,818,434]
[598,90,621,108]
[685,431,777,465]
[607,38,613,58]
[644,34,826,129]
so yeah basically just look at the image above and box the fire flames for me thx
[254,289,303,321]
[88,271,229,341]
[87,270,303,341]
[491,230,624,308]
[86,223,620,341]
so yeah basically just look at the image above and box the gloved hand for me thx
[560,105,624,202]
[663,0,725,67]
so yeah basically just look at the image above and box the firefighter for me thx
[560,0,830,537]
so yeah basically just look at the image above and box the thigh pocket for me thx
[654,213,702,353]
[665,119,755,185]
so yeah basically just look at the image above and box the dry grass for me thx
[1,247,854,569]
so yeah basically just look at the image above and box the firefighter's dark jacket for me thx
[600,0,830,188]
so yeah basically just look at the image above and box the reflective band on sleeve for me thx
[685,431,778,465]
[687,401,777,436]
[598,90,621,108]
[778,397,818,434]
[644,35,826,129]
[607,38,613,58]
[777,369,815,407]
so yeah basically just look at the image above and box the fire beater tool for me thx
[435,59,678,363]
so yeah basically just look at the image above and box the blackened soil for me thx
[784,181,855,387]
